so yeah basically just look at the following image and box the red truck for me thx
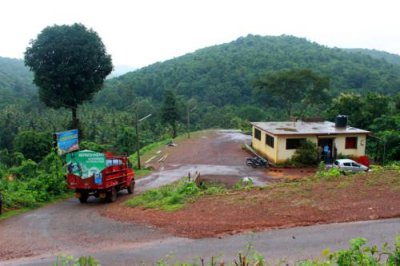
[67,152,135,203]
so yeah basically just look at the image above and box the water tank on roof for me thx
[335,115,348,128]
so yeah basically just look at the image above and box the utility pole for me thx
[134,103,152,170]
[187,105,190,139]
[135,105,141,170]
[186,102,196,139]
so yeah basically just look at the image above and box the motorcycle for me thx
[246,156,269,168]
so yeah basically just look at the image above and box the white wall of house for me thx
[251,127,277,161]
[252,126,368,163]
[333,135,367,157]
[276,135,317,163]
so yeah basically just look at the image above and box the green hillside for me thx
[1,35,400,162]
[346,48,400,65]
[98,35,400,110]
[0,57,36,107]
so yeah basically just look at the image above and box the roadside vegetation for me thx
[125,179,226,211]
[157,236,400,265]
[121,164,400,239]
[55,236,400,265]
[125,163,400,213]
[0,151,69,217]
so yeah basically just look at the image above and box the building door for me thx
[318,138,334,163]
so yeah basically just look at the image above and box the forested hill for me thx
[346,48,400,65]
[98,35,400,109]
[0,57,36,107]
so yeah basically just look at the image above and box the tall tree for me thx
[13,130,51,162]
[161,90,180,138]
[24,23,113,131]
[254,69,329,118]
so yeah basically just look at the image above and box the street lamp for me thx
[135,105,152,170]
[186,102,196,139]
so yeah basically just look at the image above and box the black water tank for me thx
[335,115,348,128]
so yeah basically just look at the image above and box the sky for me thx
[1,0,400,68]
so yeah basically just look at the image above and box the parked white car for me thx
[333,159,369,173]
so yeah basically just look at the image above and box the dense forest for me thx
[1,35,400,155]
[1,34,400,210]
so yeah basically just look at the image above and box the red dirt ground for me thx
[103,130,400,239]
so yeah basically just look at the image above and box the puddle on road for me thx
[136,131,267,192]
[136,164,269,192]
[217,131,251,142]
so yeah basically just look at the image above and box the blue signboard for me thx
[55,129,79,155]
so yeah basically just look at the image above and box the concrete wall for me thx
[251,127,277,162]
[276,135,317,163]
[333,135,367,157]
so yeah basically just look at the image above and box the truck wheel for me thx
[127,181,135,194]
[108,187,117,203]
[79,192,88,203]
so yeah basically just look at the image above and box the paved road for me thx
[4,218,400,265]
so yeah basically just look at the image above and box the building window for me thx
[286,138,305,150]
[254,128,261,140]
[345,137,358,149]
[266,134,274,148]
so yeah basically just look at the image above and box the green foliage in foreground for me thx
[54,255,100,266]
[0,152,68,212]
[291,140,320,166]
[125,180,225,211]
[55,236,400,265]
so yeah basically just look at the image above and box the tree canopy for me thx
[254,69,329,118]
[24,23,113,129]
[162,90,180,138]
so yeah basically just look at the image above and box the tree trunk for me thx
[71,107,78,129]
[172,122,177,139]
[71,106,83,139]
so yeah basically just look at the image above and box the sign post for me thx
[54,129,79,156]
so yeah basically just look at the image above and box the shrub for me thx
[8,159,38,180]
[13,130,52,162]
[234,177,254,190]
[315,162,342,180]
[291,140,320,166]
[0,151,68,212]
[125,179,225,211]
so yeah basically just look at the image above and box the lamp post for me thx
[134,104,152,170]
[186,102,196,139]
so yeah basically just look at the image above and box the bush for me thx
[8,159,38,180]
[0,151,68,213]
[125,179,224,211]
[291,140,320,166]
[13,130,52,162]
[234,177,254,190]
[315,162,342,180]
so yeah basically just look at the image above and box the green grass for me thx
[129,139,172,168]
[0,207,31,220]
[125,179,225,211]
[129,130,210,177]
[0,192,73,220]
